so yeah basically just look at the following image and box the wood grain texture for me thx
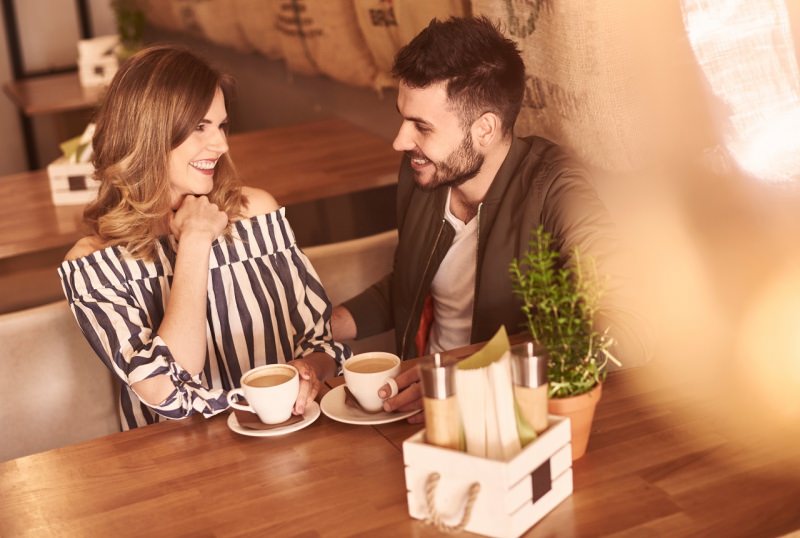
[0,413,432,537]
[333,354,800,536]
[2,365,798,536]
[0,118,399,260]
[534,368,800,537]
[2,73,105,116]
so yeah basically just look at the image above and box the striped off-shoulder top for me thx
[59,208,350,430]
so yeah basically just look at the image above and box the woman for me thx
[59,45,349,430]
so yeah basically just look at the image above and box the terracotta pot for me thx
[547,383,603,460]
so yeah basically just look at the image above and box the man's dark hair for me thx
[392,16,525,135]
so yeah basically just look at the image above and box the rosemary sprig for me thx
[509,226,616,398]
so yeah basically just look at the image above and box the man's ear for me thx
[471,112,502,147]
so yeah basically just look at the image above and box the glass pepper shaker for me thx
[420,353,461,450]
[510,342,549,434]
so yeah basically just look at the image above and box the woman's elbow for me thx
[131,375,176,407]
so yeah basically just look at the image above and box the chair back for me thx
[304,229,398,355]
[0,300,119,461]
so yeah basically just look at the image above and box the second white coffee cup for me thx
[227,364,299,424]
[343,352,401,412]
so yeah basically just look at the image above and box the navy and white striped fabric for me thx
[59,208,350,430]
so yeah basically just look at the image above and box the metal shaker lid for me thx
[419,353,456,399]
[510,342,548,388]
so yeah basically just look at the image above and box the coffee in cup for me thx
[227,364,299,424]
[247,373,294,388]
[343,352,401,412]
[346,357,398,374]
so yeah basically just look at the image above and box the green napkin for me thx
[457,325,510,370]
[59,135,81,160]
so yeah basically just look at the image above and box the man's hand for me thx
[379,366,424,424]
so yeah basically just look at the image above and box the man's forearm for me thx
[332,305,358,341]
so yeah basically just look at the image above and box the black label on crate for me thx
[68,175,87,191]
[531,458,552,503]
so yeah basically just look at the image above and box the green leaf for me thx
[508,226,617,397]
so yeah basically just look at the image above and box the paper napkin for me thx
[456,326,526,460]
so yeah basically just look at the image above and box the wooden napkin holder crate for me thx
[47,157,99,206]
[78,56,118,88]
[77,35,119,88]
[403,415,572,538]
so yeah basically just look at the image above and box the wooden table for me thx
[2,72,104,116]
[0,118,399,260]
[2,72,105,169]
[2,365,798,537]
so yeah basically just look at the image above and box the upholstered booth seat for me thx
[0,300,120,462]
[304,229,398,355]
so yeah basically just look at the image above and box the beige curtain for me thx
[683,0,800,183]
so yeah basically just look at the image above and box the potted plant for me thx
[509,226,620,459]
[112,0,144,61]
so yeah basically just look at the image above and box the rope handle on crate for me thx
[424,472,481,533]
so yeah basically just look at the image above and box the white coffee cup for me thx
[343,352,401,412]
[227,364,300,424]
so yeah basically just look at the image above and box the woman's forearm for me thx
[132,232,213,406]
[158,231,214,375]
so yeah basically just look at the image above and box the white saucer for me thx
[320,384,421,425]
[227,401,320,437]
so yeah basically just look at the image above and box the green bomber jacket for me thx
[343,135,648,364]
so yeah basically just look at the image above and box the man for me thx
[332,17,646,421]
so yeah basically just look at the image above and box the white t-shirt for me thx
[428,189,479,353]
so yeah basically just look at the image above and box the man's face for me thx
[392,82,484,190]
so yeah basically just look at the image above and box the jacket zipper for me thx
[470,202,483,341]
[400,217,447,357]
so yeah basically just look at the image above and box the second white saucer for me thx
[320,384,421,425]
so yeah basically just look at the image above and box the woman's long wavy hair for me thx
[84,45,245,260]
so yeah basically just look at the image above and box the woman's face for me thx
[168,87,229,207]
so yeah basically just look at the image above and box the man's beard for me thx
[411,132,484,191]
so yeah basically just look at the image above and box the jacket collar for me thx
[428,136,530,217]
[433,175,449,215]
[482,136,531,206]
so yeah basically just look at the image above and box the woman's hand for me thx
[170,195,228,242]
[289,353,336,415]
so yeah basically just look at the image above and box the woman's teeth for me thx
[190,160,216,170]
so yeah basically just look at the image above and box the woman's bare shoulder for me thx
[64,236,107,261]
[240,186,280,218]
